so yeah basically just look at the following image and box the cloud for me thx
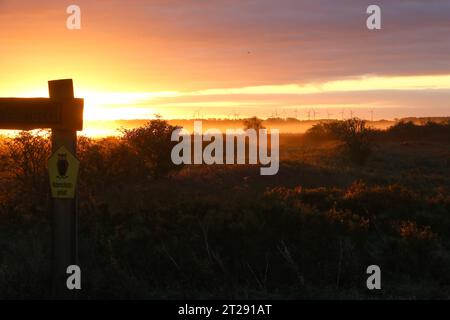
[1,0,449,120]
[2,0,450,90]
[119,0,450,86]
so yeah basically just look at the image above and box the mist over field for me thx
[76,116,450,138]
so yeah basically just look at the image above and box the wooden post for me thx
[49,79,78,298]
[0,79,83,297]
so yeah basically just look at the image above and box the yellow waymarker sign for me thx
[48,146,80,199]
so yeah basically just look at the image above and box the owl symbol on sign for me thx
[57,153,69,179]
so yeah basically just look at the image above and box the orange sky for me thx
[1,0,449,126]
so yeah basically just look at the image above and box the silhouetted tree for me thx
[243,116,265,131]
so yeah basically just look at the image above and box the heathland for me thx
[0,117,449,299]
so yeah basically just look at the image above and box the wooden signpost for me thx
[0,79,83,297]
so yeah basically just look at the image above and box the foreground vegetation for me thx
[0,119,449,299]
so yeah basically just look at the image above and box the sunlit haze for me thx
[1,0,449,135]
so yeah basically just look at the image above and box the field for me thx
[0,119,449,299]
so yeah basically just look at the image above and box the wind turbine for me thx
[193,110,200,119]
[327,110,334,120]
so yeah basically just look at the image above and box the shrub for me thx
[385,120,450,141]
[303,121,342,142]
[122,118,182,178]
[77,136,144,193]
[4,131,51,197]
[305,119,373,165]
[338,118,373,165]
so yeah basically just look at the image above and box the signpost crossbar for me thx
[0,97,83,130]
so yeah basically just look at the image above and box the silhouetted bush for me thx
[305,119,373,165]
[121,118,182,178]
[384,120,450,141]
[303,121,342,141]
[338,119,373,165]
[4,131,51,199]
[77,136,145,194]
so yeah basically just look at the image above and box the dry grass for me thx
[0,120,449,299]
